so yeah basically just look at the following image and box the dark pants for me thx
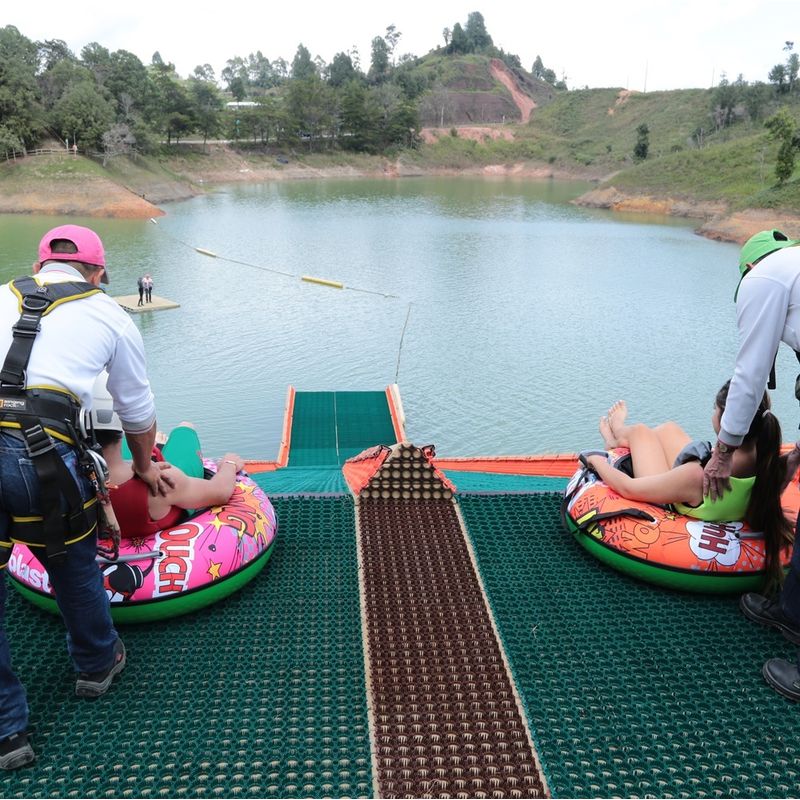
[137,287,143,306]
[0,433,117,739]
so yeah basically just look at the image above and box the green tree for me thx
[53,81,115,149]
[148,60,193,143]
[384,25,401,65]
[464,12,492,51]
[368,36,390,83]
[449,23,468,55]
[329,52,357,87]
[106,50,151,119]
[80,42,112,86]
[36,39,75,74]
[765,107,799,184]
[712,72,738,130]
[633,123,649,161]
[189,75,223,147]
[291,44,316,80]
[38,58,92,111]
[0,26,44,148]
[285,74,334,147]
[222,56,249,96]
[532,54,557,85]
[339,80,378,151]
[743,81,772,122]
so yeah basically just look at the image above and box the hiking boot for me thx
[740,593,800,645]
[75,638,126,698]
[763,658,800,702]
[0,732,34,770]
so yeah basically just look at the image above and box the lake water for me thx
[1,177,797,460]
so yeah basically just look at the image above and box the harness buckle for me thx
[22,423,56,458]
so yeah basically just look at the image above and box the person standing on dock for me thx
[0,225,172,769]
[143,273,153,303]
[702,229,800,701]
[137,275,145,306]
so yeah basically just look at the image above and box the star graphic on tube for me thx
[207,561,223,580]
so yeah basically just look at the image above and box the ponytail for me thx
[716,382,794,592]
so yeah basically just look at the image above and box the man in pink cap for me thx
[0,224,171,769]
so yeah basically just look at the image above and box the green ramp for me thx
[1,496,371,799]
[289,391,397,467]
[459,493,800,799]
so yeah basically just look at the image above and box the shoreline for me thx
[2,148,799,244]
[573,185,800,243]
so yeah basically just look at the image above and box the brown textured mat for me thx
[354,444,548,799]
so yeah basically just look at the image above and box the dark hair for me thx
[716,381,794,592]
[94,429,123,448]
[46,239,102,280]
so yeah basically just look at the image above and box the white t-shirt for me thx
[721,245,800,445]
[0,264,156,433]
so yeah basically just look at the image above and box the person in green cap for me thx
[702,228,800,701]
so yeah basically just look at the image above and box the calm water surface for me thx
[1,177,795,459]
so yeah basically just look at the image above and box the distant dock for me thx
[114,294,180,313]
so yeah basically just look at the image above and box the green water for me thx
[0,177,792,460]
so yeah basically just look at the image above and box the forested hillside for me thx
[2,13,800,215]
[0,12,555,158]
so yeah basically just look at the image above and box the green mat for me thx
[444,470,569,493]
[289,392,395,467]
[252,467,349,495]
[459,493,800,799]
[1,496,371,799]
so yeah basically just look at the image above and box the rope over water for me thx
[148,218,412,380]
[149,218,398,298]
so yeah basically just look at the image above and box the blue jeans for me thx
[0,432,118,740]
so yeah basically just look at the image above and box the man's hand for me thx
[702,447,735,502]
[134,460,175,497]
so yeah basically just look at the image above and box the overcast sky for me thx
[5,0,798,92]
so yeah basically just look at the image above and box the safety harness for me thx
[0,276,103,566]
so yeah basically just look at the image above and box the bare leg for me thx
[620,421,692,477]
[599,416,619,449]
[606,401,629,447]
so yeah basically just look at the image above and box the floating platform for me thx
[113,294,180,313]
[6,386,800,798]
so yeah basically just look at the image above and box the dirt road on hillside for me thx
[489,60,536,123]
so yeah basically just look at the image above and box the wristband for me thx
[716,440,737,455]
[223,460,237,467]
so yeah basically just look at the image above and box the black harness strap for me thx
[0,277,102,565]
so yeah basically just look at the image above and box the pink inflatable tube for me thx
[8,467,277,623]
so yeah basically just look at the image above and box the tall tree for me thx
[449,23,468,55]
[329,52,357,87]
[0,26,43,148]
[291,44,316,80]
[765,107,800,184]
[633,123,649,161]
[464,12,492,51]
[384,25,401,65]
[53,81,115,149]
[369,36,390,83]
[189,75,223,147]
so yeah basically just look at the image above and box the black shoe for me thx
[740,593,800,645]
[763,658,800,702]
[75,639,126,698]
[0,732,34,770]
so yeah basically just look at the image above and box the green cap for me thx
[735,229,798,300]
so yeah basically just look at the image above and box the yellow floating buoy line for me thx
[149,218,398,299]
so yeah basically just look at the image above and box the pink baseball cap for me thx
[38,224,108,284]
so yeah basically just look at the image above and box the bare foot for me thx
[599,416,619,449]
[607,400,629,447]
